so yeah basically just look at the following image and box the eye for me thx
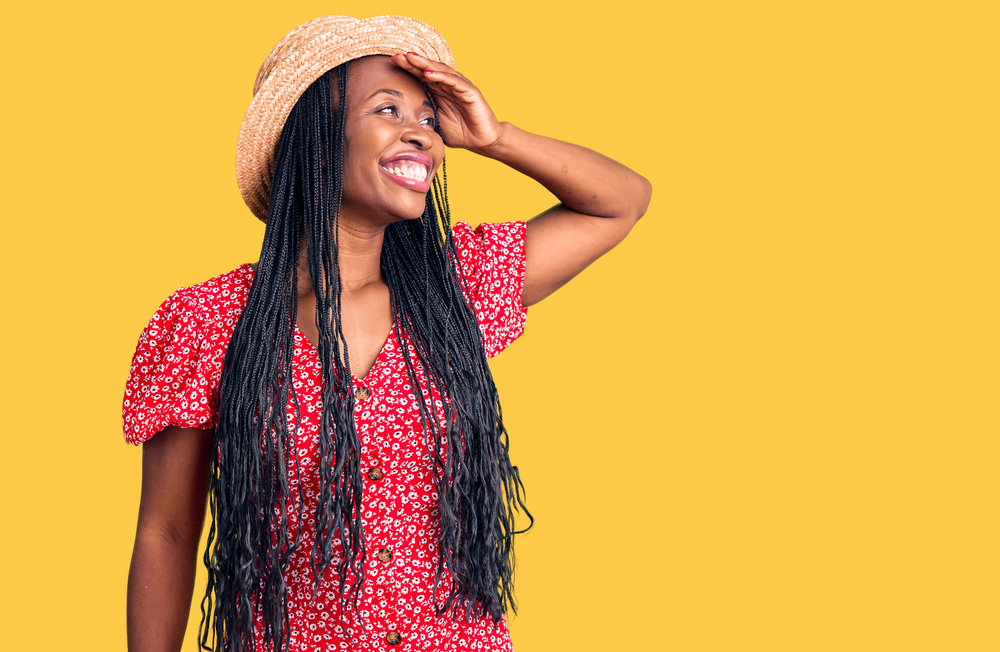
[376,105,398,115]
[420,116,434,126]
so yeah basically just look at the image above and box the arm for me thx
[392,53,653,306]
[471,124,651,305]
[127,426,213,652]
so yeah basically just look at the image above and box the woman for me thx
[124,15,651,652]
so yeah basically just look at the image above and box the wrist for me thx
[469,121,516,158]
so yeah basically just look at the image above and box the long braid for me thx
[201,58,530,651]
[201,64,364,652]
[201,126,306,651]
[305,62,366,611]
[383,165,532,622]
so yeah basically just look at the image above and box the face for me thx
[336,56,443,228]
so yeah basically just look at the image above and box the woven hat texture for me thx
[236,15,454,221]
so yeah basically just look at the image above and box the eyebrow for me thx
[367,88,434,108]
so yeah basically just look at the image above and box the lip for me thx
[378,151,434,192]
[379,151,433,167]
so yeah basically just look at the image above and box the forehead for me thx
[342,55,427,106]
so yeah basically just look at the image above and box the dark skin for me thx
[128,54,651,651]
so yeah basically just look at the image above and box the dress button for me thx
[355,386,370,401]
[367,466,384,481]
[386,631,401,645]
[377,548,393,562]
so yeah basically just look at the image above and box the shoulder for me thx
[135,263,254,361]
[449,222,528,357]
[162,264,255,329]
[451,221,527,279]
[123,264,253,444]
[452,220,526,251]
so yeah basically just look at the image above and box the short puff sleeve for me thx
[452,220,528,358]
[122,290,216,444]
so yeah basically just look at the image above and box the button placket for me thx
[355,375,402,646]
[356,378,384,484]
[380,449,404,651]
[354,376,386,636]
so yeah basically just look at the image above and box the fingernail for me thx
[408,52,420,56]
[425,70,435,74]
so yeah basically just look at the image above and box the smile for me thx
[381,161,428,182]
[379,152,433,192]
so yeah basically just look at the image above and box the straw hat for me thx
[235,15,455,221]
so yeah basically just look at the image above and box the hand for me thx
[390,52,504,153]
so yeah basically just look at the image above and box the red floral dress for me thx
[123,221,528,652]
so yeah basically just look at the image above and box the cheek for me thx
[339,147,371,196]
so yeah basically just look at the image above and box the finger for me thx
[422,69,462,88]
[423,70,484,106]
[389,52,424,75]
[390,53,478,104]
[400,52,458,76]
[390,52,437,73]
[390,53,451,84]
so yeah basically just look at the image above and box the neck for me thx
[296,216,387,298]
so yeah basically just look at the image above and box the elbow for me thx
[624,174,652,224]
[592,173,652,224]
[636,175,652,220]
[135,521,204,552]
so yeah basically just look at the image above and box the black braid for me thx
[383,169,533,622]
[200,59,530,651]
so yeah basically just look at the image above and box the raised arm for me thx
[127,426,213,652]
[392,53,652,306]
[471,124,651,305]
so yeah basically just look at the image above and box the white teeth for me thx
[383,162,429,182]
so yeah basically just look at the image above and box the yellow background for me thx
[1,1,997,650]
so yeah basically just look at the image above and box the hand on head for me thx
[390,52,504,152]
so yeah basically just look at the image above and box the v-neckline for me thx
[295,322,395,384]
[243,263,394,384]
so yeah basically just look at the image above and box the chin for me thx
[339,193,427,229]
[388,197,430,222]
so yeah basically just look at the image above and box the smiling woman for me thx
[340,61,442,221]
[122,14,651,652]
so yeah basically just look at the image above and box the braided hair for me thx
[200,60,531,651]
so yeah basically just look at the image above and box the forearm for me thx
[473,122,652,221]
[127,529,201,651]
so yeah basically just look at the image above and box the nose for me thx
[400,121,433,150]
